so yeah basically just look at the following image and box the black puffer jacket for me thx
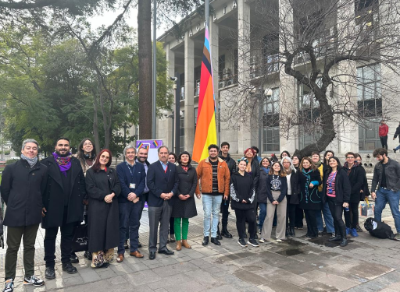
[219,153,236,175]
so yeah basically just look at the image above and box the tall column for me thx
[278,0,297,154]
[237,0,252,153]
[336,0,358,154]
[184,32,195,152]
[163,44,175,150]
[209,17,219,143]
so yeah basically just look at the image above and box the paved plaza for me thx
[1,199,399,292]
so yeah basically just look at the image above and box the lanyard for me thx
[126,162,135,178]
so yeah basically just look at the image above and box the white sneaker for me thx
[259,238,265,243]
[275,239,282,242]
[23,275,44,287]
[3,279,13,292]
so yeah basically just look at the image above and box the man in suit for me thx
[147,146,179,260]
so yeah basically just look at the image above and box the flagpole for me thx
[205,0,209,28]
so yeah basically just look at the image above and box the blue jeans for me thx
[202,195,223,237]
[258,203,267,230]
[118,200,144,254]
[316,202,335,233]
[374,188,400,233]
[395,144,400,151]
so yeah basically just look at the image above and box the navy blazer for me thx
[147,161,179,207]
[116,161,146,203]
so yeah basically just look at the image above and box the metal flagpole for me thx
[152,0,157,139]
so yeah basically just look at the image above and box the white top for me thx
[286,173,292,195]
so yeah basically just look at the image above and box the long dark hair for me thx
[92,149,112,172]
[77,138,96,161]
[323,150,335,165]
[327,156,342,174]
[280,151,291,159]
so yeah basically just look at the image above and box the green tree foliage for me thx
[0,24,172,155]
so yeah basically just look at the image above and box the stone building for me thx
[156,0,400,158]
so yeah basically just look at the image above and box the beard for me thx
[56,150,70,157]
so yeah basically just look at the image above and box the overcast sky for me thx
[88,7,170,38]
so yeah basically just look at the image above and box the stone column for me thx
[335,0,358,154]
[162,44,175,150]
[278,0,297,154]
[237,0,252,153]
[184,32,195,152]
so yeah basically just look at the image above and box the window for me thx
[298,82,322,149]
[262,88,280,152]
[358,64,382,151]
[194,107,198,129]
[263,33,279,74]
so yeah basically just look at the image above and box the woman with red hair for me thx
[85,149,121,268]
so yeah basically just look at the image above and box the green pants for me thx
[5,224,39,280]
[174,218,189,241]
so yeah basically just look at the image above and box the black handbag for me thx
[72,223,88,252]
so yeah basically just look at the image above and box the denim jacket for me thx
[371,158,400,192]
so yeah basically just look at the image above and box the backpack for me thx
[364,217,396,240]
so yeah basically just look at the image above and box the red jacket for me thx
[379,124,389,137]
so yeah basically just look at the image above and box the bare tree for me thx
[220,0,400,157]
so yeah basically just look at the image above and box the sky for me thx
[88,6,170,38]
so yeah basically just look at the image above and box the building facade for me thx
[156,0,400,157]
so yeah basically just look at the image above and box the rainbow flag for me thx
[192,26,217,163]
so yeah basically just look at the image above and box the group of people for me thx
[2,138,400,292]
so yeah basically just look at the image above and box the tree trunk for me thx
[92,93,101,152]
[138,0,152,139]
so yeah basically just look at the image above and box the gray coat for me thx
[371,158,400,192]
[1,159,48,227]
[171,165,198,218]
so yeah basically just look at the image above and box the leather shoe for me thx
[211,237,221,245]
[45,267,56,279]
[149,251,156,260]
[117,254,124,262]
[158,248,174,255]
[202,236,209,246]
[329,236,342,242]
[176,240,182,251]
[221,229,233,238]
[182,240,191,249]
[130,251,144,258]
[62,262,77,274]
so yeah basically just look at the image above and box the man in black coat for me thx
[41,138,86,279]
[218,141,236,239]
[1,139,47,291]
[147,146,179,260]
[393,122,400,153]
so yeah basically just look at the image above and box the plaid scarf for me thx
[52,152,72,176]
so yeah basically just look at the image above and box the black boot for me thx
[217,225,223,240]
[340,237,348,247]
[221,227,233,238]
[290,227,295,237]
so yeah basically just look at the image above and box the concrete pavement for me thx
[1,199,399,292]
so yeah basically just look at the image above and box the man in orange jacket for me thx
[379,120,389,150]
[196,144,230,246]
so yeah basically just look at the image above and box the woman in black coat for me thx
[281,157,299,237]
[171,151,197,251]
[85,149,121,268]
[231,160,258,248]
[323,157,351,247]
[298,157,322,238]
[257,157,271,232]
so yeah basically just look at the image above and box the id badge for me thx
[130,183,135,189]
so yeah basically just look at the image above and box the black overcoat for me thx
[298,169,322,210]
[257,170,269,204]
[41,156,86,228]
[1,159,47,227]
[171,165,198,218]
[322,168,351,204]
[85,167,121,252]
[287,170,300,205]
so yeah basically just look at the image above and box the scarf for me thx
[343,161,359,169]
[261,167,270,174]
[52,152,72,176]
[21,154,38,168]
